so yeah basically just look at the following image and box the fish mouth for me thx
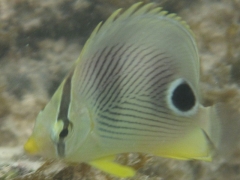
[24,136,40,155]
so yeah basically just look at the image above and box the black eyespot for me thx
[59,129,68,138]
[171,83,195,111]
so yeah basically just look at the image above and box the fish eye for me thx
[58,121,73,139]
[167,78,198,116]
[172,83,195,111]
[59,128,68,138]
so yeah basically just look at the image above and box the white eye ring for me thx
[166,78,198,116]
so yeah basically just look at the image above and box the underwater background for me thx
[0,0,240,179]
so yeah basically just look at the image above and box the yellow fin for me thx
[153,128,212,161]
[89,156,136,177]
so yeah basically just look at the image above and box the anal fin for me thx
[152,128,212,161]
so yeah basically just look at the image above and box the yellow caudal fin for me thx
[89,156,136,177]
[153,128,212,161]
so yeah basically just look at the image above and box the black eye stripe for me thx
[59,129,69,138]
[57,70,74,157]
[58,71,73,124]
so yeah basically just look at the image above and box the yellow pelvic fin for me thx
[153,128,212,161]
[24,136,39,154]
[89,156,136,177]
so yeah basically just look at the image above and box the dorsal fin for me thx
[77,2,194,63]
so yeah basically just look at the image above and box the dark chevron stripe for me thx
[97,120,181,135]
[84,47,108,97]
[89,44,126,104]
[98,127,175,137]
[97,45,153,110]
[95,45,147,110]
[74,43,191,141]
[98,113,185,130]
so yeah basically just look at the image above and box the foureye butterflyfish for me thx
[24,2,220,177]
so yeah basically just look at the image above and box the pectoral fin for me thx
[89,156,136,177]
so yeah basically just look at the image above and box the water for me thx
[0,0,240,179]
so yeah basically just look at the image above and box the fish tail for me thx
[199,105,221,150]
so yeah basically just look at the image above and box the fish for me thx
[24,2,220,178]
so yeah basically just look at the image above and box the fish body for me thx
[24,2,220,177]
